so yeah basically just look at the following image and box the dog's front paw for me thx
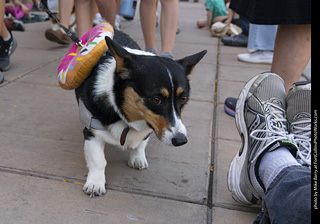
[128,156,149,170]
[83,173,106,198]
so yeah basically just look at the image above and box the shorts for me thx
[229,0,311,25]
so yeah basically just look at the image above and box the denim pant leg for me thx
[247,24,278,51]
[239,16,250,36]
[253,166,311,224]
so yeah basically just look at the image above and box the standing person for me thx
[139,0,179,59]
[0,0,18,83]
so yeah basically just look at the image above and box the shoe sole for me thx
[227,74,268,205]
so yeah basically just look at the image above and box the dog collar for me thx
[120,127,130,146]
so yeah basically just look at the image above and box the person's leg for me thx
[0,0,9,40]
[228,72,298,205]
[60,0,74,28]
[271,24,311,93]
[257,79,311,224]
[256,165,311,223]
[247,24,277,51]
[95,0,116,27]
[44,0,73,45]
[197,10,212,30]
[0,0,5,82]
[139,0,157,51]
[75,0,93,37]
[0,0,17,71]
[159,0,178,54]
[237,24,277,64]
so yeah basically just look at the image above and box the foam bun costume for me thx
[57,22,114,89]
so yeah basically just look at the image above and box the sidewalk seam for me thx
[207,38,221,223]
[0,56,62,88]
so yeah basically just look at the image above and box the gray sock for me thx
[160,51,174,59]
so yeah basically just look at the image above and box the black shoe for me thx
[221,33,248,47]
[0,70,4,83]
[224,97,238,117]
[0,34,17,71]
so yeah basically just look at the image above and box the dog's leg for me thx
[83,131,107,197]
[128,138,149,170]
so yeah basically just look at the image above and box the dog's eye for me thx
[180,96,188,104]
[152,97,162,105]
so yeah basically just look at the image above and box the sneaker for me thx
[224,97,238,117]
[227,72,298,205]
[237,50,273,64]
[286,81,311,167]
[115,14,121,30]
[145,47,157,55]
[0,34,18,71]
[221,33,248,47]
[45,29,70,45]
[160,52,174,59]
[0,70,4,84]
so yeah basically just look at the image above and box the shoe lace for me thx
[291,119,311,166]
[250,102,289,162]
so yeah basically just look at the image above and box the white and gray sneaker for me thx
[286,81,311,167]
[237,50,273,64]
[227,72,298,205]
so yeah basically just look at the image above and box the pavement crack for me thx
[207,37,221,224]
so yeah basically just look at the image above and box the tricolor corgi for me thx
[75,30,207,197]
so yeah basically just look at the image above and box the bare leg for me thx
[59,0,74,29]
[139,0,157,50]
[197,10,212,30]
[75,0,93,37]
[95,0,116,27]
[0,0,9,39]
[159,0,179,54]
[271,24,311,92]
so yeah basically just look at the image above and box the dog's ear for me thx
[176,50,207,76]
[105,36,133,79]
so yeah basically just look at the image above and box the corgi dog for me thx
[75,30,207,197]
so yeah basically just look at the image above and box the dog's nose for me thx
[172,133,188,146]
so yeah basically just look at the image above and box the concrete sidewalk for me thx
[0,1,298,223]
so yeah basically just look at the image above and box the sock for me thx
[259,147,300,190]
[3,32,11,42]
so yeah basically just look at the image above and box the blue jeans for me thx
[253,166,311,224]
[240,16,249,36]
[248,24,277,51]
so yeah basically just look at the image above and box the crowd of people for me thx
[0,0,312,223]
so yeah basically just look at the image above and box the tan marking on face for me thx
[176,86,184,96]
[122,87,169,138]
[160,88,169,98]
